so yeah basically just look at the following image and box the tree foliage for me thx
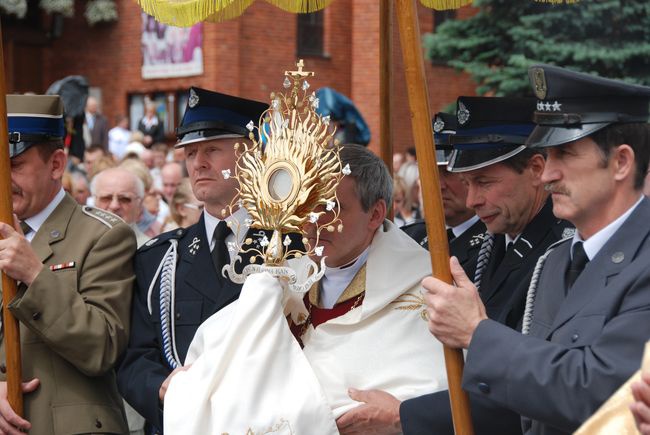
[423,0,650,96]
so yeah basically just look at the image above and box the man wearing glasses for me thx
[92,167,150,246]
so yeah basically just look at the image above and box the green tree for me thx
[423,0,650,96]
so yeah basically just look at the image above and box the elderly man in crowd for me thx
[92,167,150,246]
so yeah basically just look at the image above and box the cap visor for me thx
[175,132,244,148]
[448,146,526,173]
[526,123,609,148]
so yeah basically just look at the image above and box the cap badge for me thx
[532,67,548,100]
[458,101,470,125]
[433,116,445,133]
[188,89,200,108]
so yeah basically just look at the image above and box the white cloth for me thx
[297,220,448,418]
[164,273,338,435]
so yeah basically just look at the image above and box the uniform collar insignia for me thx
[469,232,487,247]
[188,237,201,255]
[145,237,158,247]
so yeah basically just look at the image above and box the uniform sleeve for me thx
[463,285,650,435]
[400,390,523,435]
[8,222,135,376]
[117,250,169,430]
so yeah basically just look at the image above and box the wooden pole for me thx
[394,1,473,433]
[379,0,394,220]
[379,0,393,174]
[0,24,24,416]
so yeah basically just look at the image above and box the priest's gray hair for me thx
[339,144,393,212]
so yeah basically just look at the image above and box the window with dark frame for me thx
[433,9,457,31]
[297,11,325,57]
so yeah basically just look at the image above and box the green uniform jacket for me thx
[0,193,136,434]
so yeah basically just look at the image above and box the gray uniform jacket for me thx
[462,197,650,435]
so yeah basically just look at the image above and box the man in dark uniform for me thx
[402,112,486,280]
[117,87,268,433]
[337,97,571,435]
[424,65,650,435]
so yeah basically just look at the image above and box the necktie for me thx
[446,228,455,243]
[566,241,589,290]
[20,221,32,236]
[473,233,494,289]
[211,221,232,281]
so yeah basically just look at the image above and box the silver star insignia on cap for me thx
[188,89,199,108]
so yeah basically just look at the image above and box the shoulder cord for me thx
[146,239,181,369]
[473,232,494,289]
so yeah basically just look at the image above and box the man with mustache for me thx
[337,97,571,435]
[424,65,650,435]
[117,87,268,434]
[0,95,135,434]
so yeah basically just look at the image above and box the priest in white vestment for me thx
[164,145,448,434]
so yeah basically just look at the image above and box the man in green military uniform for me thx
[0,94,135,434]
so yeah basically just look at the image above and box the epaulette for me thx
[545,235,572,253]
[138,227,187,252]
[81,206,123,228]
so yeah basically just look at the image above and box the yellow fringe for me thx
[136,0,334,27]
[266,0,334,14]
[418,0,473,11]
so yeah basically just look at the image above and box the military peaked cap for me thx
[526,64,650,148]
[447,96,536,173]
[7,94,65,158]
[176,87,268,147]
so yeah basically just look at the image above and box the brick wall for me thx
[10,0,477,154]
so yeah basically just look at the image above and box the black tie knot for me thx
[566,241,589,290]
[212,221,231,243]
[446,228,455,242]
[20,221,32,235]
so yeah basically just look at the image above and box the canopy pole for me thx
[380,0,394,220]
[394,1,473,433]
[0,24,24,417]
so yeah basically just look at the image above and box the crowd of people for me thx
[2,63,650,435]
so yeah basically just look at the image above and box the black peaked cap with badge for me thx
[432,112,457,166]
[447,96,536,173]
[527,64,650,148]
[176,87,268,147]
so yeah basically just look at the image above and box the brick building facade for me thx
[2,1,477,154]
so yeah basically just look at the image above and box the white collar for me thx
[572,195,644,260]
[505,233,520,247]
[24,189,66,242]
[450,215,479,238]
[203,207,249,251]
[320,246,370,309]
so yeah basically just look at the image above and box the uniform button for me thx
[571,333,579,342]
[95,418,102,428]
[478,382,490,394]
[32,312,41,321]
[0,363,6,374]
[175,312,181,320]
